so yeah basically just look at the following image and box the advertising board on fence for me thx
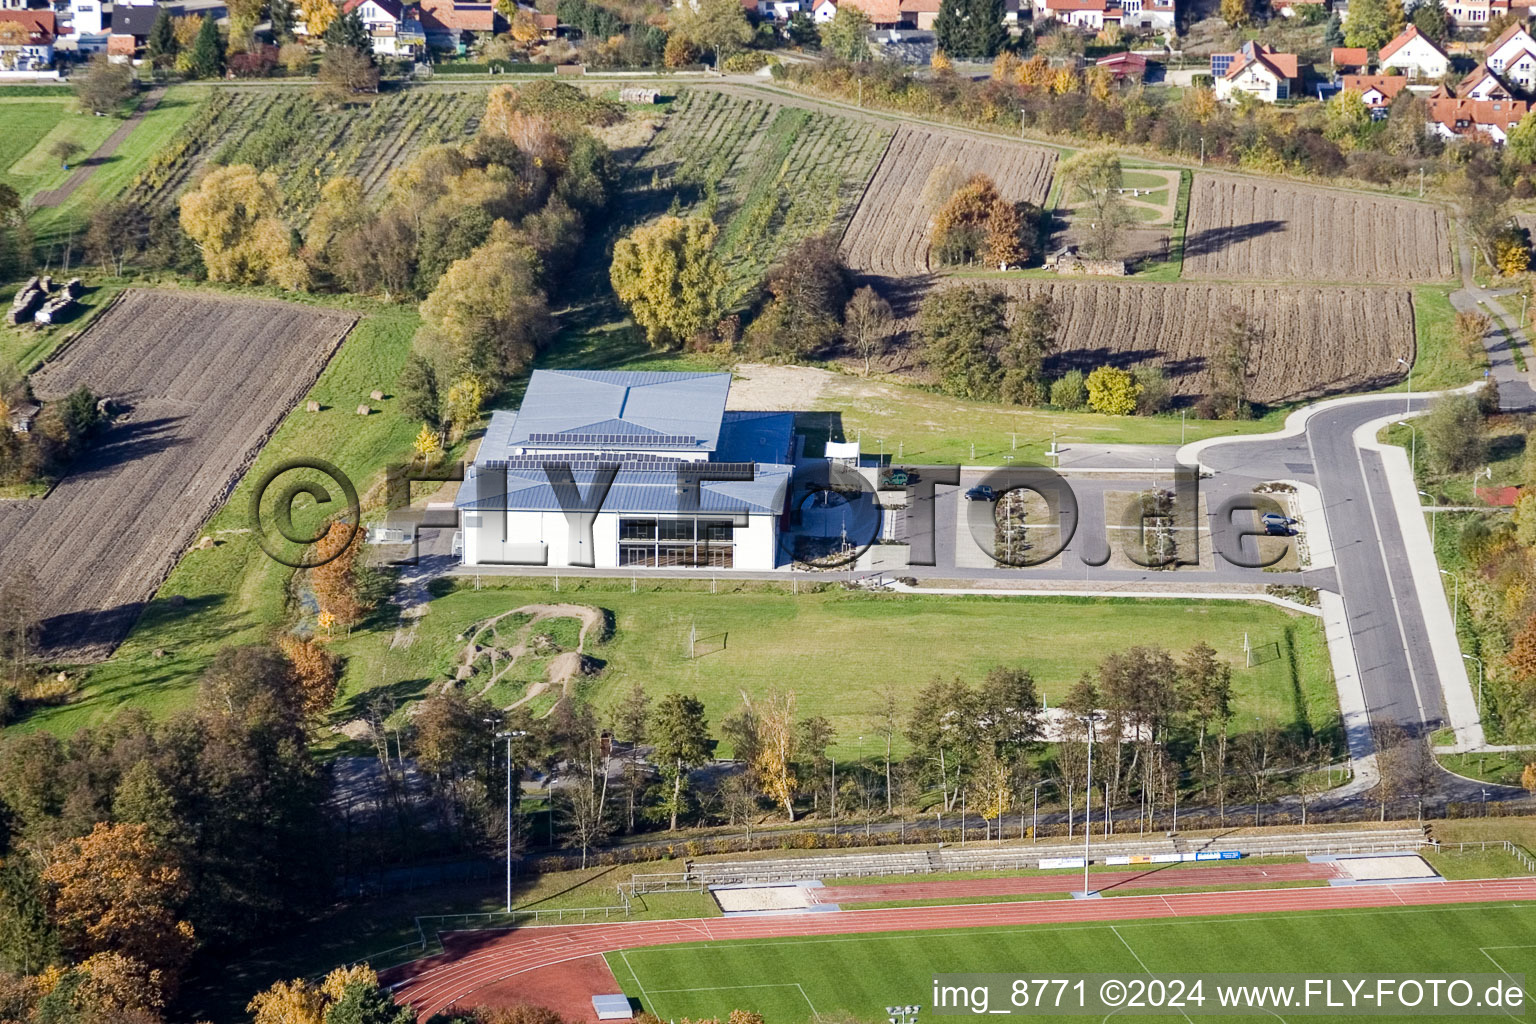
[1039,857,1088,869]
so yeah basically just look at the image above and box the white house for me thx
[456,371,795,571]
[1377,25,1449,81]
[1341,73,1408,115]
[1486,23,1536,91]
[1426,96,1530,143]
[342,0,426,55]
[1455,63,1513,100]
[67,0,103,37]
[811,0,836,21]
[1212,42,1298,102]
[0,10,55,71]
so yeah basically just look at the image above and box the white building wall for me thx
[462,509,781,569]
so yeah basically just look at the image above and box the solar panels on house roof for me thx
[526,432,700,448]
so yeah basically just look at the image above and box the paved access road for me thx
[1197,398,1442,737]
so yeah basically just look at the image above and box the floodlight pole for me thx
[1082,714,1097,897]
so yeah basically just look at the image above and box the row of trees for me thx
[776,56,1455,187]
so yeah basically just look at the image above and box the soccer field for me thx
[605,903,1536,1024]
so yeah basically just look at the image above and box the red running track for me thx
[386,878,1536,1020]
[814,862,1342,903]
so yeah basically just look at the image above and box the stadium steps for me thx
[685,828,1429,885]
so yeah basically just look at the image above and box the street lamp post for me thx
[1397,356,1412,416]
[485,726,528,914]
[1464,654,1484,720]
[1396,420,1417,473]
[1418,490,1438,546]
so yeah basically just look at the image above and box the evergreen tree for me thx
[189,12,225,78]
[934,0,964,55]
[145,8,179,67]
[270,0,297,42]
[968,0,1006,58]
[324,9,376,62]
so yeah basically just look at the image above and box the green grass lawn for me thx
[25,86,208,249]
[1403,286,1487,394]
[606,903,1536,1024]
[324,582,1337,759]
[20,296,425,735]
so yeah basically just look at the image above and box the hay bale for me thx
[195,536,214,550]
[370,389,385,401]
[306,401,320,413]
[356,404,371,416]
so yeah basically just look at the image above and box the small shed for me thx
[619,87,660,104]
[8,401,41,434]
[591,995,633,1021]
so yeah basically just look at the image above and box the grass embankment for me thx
[607,903,1536,1023]
[22,298,424,734]
[1401,285,1488,393]
[326,581,1337,760]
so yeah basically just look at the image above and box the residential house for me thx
[1447,0,1495,26]
[1211,42,1299,102]
[1340,73,1408,116]
[418,0,496,49]
[1377,25,1449,80]
[901,0,941,29]
[67,0,104,37]
[1454,62,1515,98]
[757,0,802,18]
[811,0,836,21]
[1485,23,1536,90]
[1276,0,1324,17]
[1032,0,1173,30]
[106,1,159,59]
[835,0,899,25]
[455,371,795,571]
[342,0,425,55]
[1331,46,1369,74]
[0,10,54,71]
[1425,95,1530,142]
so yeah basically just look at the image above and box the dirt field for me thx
[1182,175,1454,282]
[840,125,1056,277]
[887,280,1413,403]
[0,290,355,660]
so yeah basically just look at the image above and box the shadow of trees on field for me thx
[1182,218,1285,259]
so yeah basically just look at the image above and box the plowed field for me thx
[0,290,355,660]
[1182,175,1454,282]
[840,125,1056,277]
[897,280,1413,403]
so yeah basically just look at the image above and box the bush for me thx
[1050,369,1087,410]
[1085,365,1139,415]
[1133,364,1172,415]
[722,50,768,72]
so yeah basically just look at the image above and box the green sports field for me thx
[605,904,1536,1024]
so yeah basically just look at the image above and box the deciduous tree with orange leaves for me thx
[42,823,194,984]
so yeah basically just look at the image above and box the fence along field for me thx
[898,280,1412,403]
[628,88,893,303]
[839,124,1056,278]
[0,290,356,661]
[1182,174,1455,282]
[126,89,485,220]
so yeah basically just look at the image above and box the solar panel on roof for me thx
[526,431,699,447]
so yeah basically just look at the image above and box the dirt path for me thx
[451,603,606,712]
[31,87,167,209]
[385,877,1536,1020]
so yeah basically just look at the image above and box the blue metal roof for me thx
[716,410,796,465]
[495,371,732,455]
[456,461,792,516]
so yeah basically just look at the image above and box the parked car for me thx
[965,484,996,502]
[1260,512,1291,536]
